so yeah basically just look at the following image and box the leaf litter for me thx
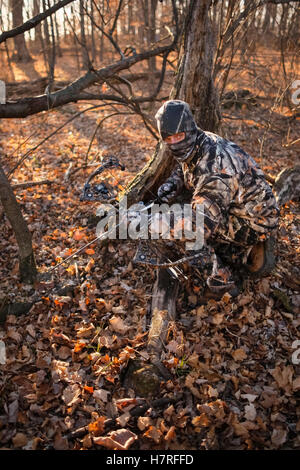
[0,70,299,451]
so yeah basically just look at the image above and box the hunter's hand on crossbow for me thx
[157,181,178,203]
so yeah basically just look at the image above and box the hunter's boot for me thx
[246,235,276,277]
[201,257,240,302]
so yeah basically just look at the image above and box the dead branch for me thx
[11,179,57,190]
[0,0,76,44]
[0,44,173,119]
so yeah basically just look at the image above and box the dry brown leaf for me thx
[196,305,207,317]
[166,339,182,354]
[109,316,129,334]
[241,394,258,403]
[82,435,93,449]
[207,385,219,398]
[53,432,69,450]
[62,384,81,406]
[76,324,95,338]
[36,351,52,369]
[232,348,247,361]
[238,294,252,306]
[192,414,211,427]
[137,416,153,431]
[244,404,257,421]
[164,425,176,442]
[12,433,28,448]
[185,373,202,398]
[6,329,22,343]
[8,400,18,424]
[233,421,249,438]
[292,376,300,391]
[143,425,163,444]
[57,346,71,360]
[270,365,294,391]
[94,428,137,450]
[115,398,138,410]
[111,305,127,314]
[93,389,110,403]
[271,428,287,448]
[116,411,131,427]
[51,360,69,382]
[211,313,224,325]
[0,340,6,365]
[88,416,106,436]
[26,325,36,338]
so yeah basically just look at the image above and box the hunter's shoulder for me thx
[200,131,246,154]
[196,130,260,175]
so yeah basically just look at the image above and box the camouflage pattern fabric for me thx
[154,129,280,294]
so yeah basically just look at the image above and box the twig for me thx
[11,180,57,190]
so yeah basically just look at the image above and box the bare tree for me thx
[0,162,37,283]
[9,0,32,62]
[80,0,90,69]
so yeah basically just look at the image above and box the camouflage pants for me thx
[134,209,271,295]
[185,211,269,294]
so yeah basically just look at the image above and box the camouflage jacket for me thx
[160,130,280,242]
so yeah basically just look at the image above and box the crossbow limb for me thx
[80,156,125,203]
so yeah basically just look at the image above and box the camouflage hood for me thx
[155,100,199,161]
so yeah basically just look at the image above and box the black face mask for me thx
[155,100,198,161]
[168,129,198,161]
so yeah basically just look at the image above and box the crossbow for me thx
[80,156,125,203]
[79,156,203,275]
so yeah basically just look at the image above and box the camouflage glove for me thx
[157,181,178,203]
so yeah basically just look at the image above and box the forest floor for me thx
[0,45,299,450]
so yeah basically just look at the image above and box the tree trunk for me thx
[10,0,32,62]
[124,0,220,206]
[54,11,63,57]
[42,0,51,73]
[47,0,56,91]
[33,0,42,44]
[0,163,37,283]
[127,0,134,35]
[80,0,89,70]
[148,0,158,71]
[90,0,96,61]
[99,0,105,62]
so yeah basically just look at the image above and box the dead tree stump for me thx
[123,267,179,397]
[148,268,179,365]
